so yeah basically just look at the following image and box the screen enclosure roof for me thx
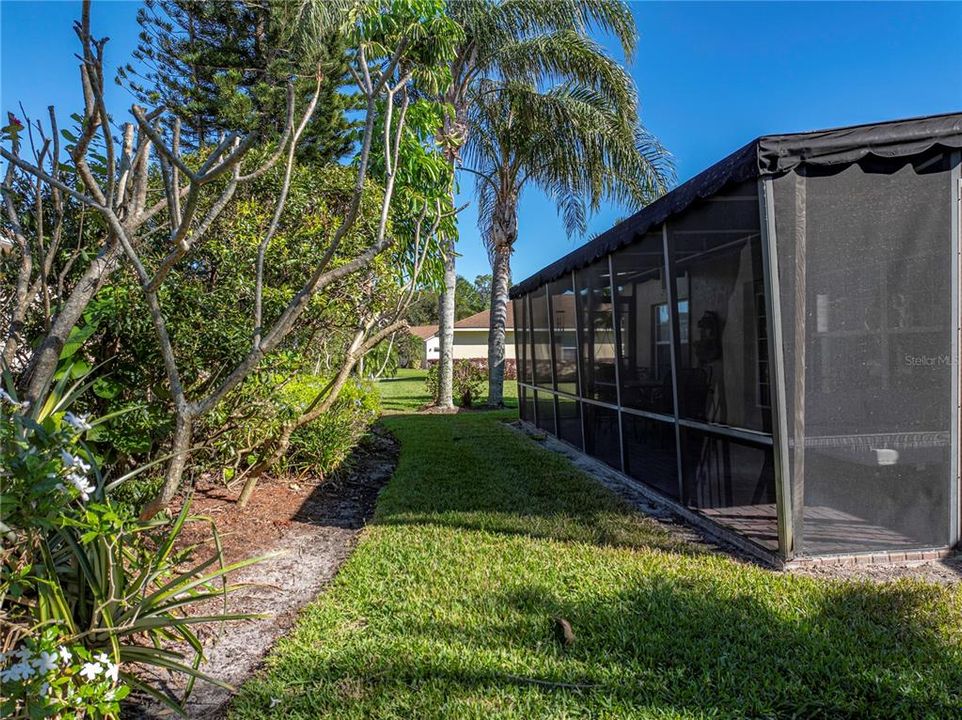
[509,111,962,298]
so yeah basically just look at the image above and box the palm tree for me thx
[433,0,644,408]
[461,58,673,406]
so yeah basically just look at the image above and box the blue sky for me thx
[3,1,961,285]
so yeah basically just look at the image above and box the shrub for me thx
[0,386,260,718]
[72,163,394,486]
[424,357,517,379]
[282,377,381,476]
[195,371,380,481]
[425,360,486,407]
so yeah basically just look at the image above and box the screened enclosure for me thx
[511,113,962,560]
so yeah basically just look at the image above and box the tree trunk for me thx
[487,246,512,406]
[22,240,122,405]
[486,194,517,407]
[436,237,456,408]
[140,411,193,519]
[436,80,466,411]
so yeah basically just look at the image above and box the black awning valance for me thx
[510,112,962,298]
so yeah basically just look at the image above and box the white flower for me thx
[13,646,32,662]
[79,661,102,680]
[104,688,116,701]
[0,388,24,409]
[0,661,35,682]
[57,646,71,664]
[269,697,282,708]
[68,472,95,501]
[95,653,119,681]
[64,412,92,431]
[31,650,58,673]
[60,449,91,473]
[40,682,50,696]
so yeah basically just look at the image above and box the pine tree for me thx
[119,0,356,164]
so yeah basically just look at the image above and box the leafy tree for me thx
[405,273,487,325]
[455,275,485,319]
[122,0,356,162]
[80,161,389,473]
[406,290,440,325]
[472,273,491,300]
[466,72,673,405]
[2,0,463,513]
[433,0,651,408]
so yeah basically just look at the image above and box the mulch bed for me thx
[124,426,399,719]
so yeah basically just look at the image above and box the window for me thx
[513,298,531,385]
[531,286,552,389]
[652,300,689,386]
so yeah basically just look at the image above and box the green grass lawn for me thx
[377,367,518,413]
[229,371,962,719]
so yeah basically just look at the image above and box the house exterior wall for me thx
[425,335,440,362]
[451,329,516,360]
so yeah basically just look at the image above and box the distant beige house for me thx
[408,324,439,365]
[413,307,516,369]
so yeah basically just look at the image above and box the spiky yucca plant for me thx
[0,370,267,718]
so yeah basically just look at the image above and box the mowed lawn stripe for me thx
[230,374,962,720]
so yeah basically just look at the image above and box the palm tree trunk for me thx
[487,246,511,406]
[435,79,467,411]
[486,195,517,407]
[436,241,456,408]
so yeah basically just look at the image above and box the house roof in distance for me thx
[510,111,962,298]
[409,324,439,340]
[455,304,515,330]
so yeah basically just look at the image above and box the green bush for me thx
[196,372,381,481]
[425,360,486,407]
[74,162,394,484]
[283,378,381,476]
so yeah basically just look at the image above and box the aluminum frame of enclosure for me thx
[758,176,794,555]
[518,181,781,555]
[950,151,961,547]
[511,113,962,561]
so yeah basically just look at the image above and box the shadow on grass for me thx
[373,411,693,555]
[237,572,962,718]
[231,408,962,719]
